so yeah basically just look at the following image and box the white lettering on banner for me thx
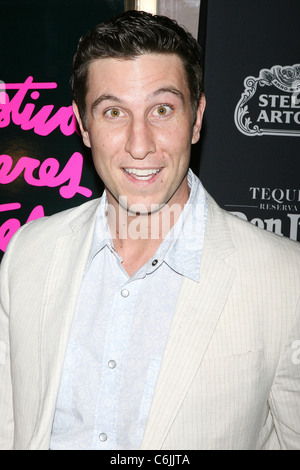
[259,94,300,108]
[234,64,300,136]
[249,187,300,204]
[256,109,300,125]
[225,185,300,242]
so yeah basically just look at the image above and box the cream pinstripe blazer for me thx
[0,193,300,450]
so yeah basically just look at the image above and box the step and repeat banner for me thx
[0,0,124,261]
[196,0,300,242]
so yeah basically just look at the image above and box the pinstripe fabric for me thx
[142,197,300,449]
[0,192,300,450]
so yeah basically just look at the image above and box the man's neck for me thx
[106,201,184,277]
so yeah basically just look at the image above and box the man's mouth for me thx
[123,168,161,181]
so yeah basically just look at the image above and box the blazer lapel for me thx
[30,200,99,448]
[141,195,237,449]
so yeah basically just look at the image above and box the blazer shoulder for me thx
[206,192,300,262]
[3,198,100,263]
[227,205,299,254]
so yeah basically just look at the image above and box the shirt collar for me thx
[86,169,207,282]
[86,193,116,270]
[155,169,207,282]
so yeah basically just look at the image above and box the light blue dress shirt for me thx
[50,169,207,450]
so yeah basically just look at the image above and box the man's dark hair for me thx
[71,10,203,127]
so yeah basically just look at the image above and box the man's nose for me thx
[125,118,156,159]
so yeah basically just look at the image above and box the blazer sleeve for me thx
[0,239,15,449]
[269,296,300,449]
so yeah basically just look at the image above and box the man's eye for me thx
[105,108,124,118]
[153,105,172,117]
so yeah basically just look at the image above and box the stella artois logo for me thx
[234,64,300,137]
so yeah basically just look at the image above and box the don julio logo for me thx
[234,64,300,137]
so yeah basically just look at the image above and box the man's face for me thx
[74,53,205,214]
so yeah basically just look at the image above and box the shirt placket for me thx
[93,278,138,449]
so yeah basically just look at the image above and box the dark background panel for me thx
[196,0,300,241]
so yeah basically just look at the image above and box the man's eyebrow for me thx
[90,88,185,114]
[148,87,185,103]
[91,94,124,113]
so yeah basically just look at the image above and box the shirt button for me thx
[121,288,129,297]
[108,360,117,369]
[99,433,108,442]
[152,259,158,266]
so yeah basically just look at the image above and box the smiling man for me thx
[77,54,201,213]
[73,52,205,275]
[0,10,300,450]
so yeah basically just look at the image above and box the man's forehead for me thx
[86,53,189,100]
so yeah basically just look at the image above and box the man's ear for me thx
[72,101,91,148]
[191,94,206,144]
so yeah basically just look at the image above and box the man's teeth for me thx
[124,168,161,180]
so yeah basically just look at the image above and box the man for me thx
[0,10,300,450]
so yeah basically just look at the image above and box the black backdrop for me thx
[196,0,300,242]
[1,0,299,262]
